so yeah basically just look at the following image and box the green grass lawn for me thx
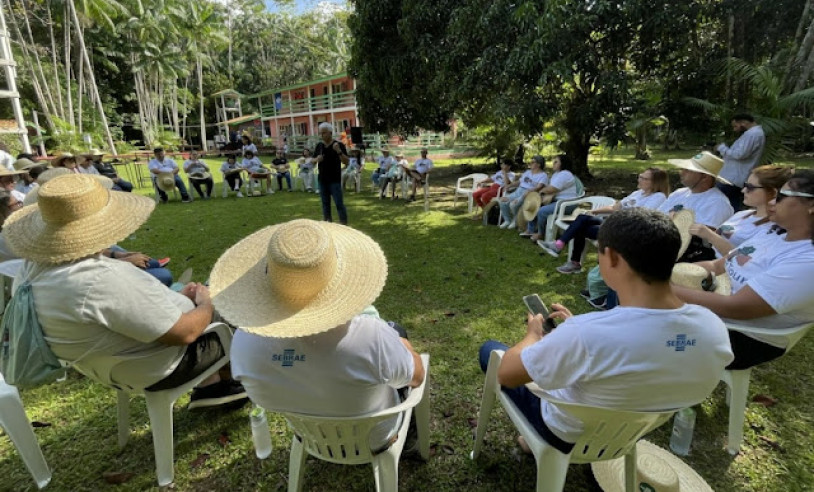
[2,149,813,491]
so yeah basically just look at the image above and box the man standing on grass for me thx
[717,113,765,211]
[478,208,733,453]
[314,122,350,224]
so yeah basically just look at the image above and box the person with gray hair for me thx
[314,123,350,224]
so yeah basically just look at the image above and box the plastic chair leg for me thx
[423,183,430,212]
[470,352,500,460]
[0,388,52,489]
[726,368,752,455]
[624,446,637,492]
[415,389,431,460]
[372,451,399,492]
[143,392,177,486]
[535,446,569,492]
[116,390,130,447]
[287,436,307,492]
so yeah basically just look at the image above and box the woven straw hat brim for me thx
[209,223,388,338]
[23,174,113,207]
[0,166,26,177]
[13,158,37,171]
[156,172,177,193]
[667,158,732,186]
[4,182,155,264]
[521,192,543,222]
[190,172,212,180]
[671,262,731,295]
[671,209,695,260]
[592,441,712,492]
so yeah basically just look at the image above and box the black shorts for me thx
[145,332,225,391]
[726,330,786,370]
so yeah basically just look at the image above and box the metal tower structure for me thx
[0,4,31,154]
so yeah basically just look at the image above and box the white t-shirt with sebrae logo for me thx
[658,187,734,227]
[231,315,415,449]
[520,304,733,443]
[723,232,814,347]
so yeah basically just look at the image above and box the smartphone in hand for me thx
[522,294,557,333]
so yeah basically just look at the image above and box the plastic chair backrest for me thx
[536,393,674,464]
[726,321,813,351]
[574,177,585,197]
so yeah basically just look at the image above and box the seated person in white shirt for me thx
[183,151,214,199]
[0,167,27,204]
[296,148,317,192]
[379,152,407,199]
[87,149,134,192]
[525,154,580,241]
[479,208,733,453]
[673,170,814,370]
[13,159,45,195]
[209,219,425,451]
[3,174,247,407]
[241,150,274,195]
[403,148,433,201]
[341,148,362,191]
[689,165,791,258]
[371,149,394,188]
[220,155,244,197]
[659,151,735,262]
[147,147,192,203]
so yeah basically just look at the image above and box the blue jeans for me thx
[497,188,527,224]
[478,340,574,454]
[319,181,348,224]
[109,245,173,286]
[154,175,190,201]
[276,171,292,190]
[372,169,382,187]
[559,214,602,262]
[114,179,133,192]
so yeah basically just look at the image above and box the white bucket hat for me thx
[209,219,388,338]
[592,441,713,492]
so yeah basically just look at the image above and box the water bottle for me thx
[250,406,272,459]
[669,407,696,456]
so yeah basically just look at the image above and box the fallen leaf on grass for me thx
[218,432,231,447]
[475,272,483,279]
[31,421,52,428]
[102,471,135,485]
[413,287,422,293]
[190,453,210,469]
[752,394,778,407]
[758,435,784,452]
[444,311,456,317]
[430,319,438,324]
[441,444,455,455]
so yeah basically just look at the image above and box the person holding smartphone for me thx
[478,208,733,453]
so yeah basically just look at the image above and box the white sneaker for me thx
[236,192,244,198]
[266,189,274,195]
[498,221,510,229]
[506,220,516,229]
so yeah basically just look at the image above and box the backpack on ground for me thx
[0,281,64,387]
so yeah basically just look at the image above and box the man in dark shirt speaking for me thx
[314,122,350,224]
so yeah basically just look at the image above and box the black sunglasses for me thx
[741,183,765,192]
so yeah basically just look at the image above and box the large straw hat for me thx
[521,192,543,222]
[51,152,76,167]
[4,174,155,264]
[671,262,731,295]
[209,219,388,338]
[667,152,731,184]
[592,441,713,492]
[189,171,212,181]
[89,148,105,157]
[155,172,177,193]
[23,169,113,206]
[0,166,26,178]
[671,209,695,261]
[13,158,38,171]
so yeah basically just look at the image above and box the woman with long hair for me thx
[539,167,670,274]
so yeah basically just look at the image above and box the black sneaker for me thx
[586,296,607,310]
[188,380,249,410]
[181,196,193,203]
[579,289,591,300]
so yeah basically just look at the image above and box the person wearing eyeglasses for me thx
[689,165,793,258]
[673,170,814,369]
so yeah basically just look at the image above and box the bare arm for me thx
[400,338,425,387]
[673,284,775,320]
[689,223,736,256]
[539,184,561,194]
[156,284,215,345]
[497,313,545,388]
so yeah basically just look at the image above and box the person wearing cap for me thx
[660,151,734,262]
[673,170,814,370]
[314,122,350,224]
[371,148,394,188]
[210,219,425,449]
[271,149,292,191]
[402,148,434,202]
[87,149,133,192]
[498,155,549,229]
[3,174,247,407]
[480,208,733,454]
[148,148,192,203]
[241,150,274,195]
[183,151,214,200]
[716,113,765,212]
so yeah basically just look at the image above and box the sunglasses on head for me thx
[776,189,814,202]
[741,183,764,192]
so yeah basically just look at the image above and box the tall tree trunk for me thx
[64,1,74,128]
[67,0,116,154]
[76,41,83,133]
[794,39,814,92]
[19,0,59,117]
[197,56,207,151]
[45,0,65,119]
[791,15,814,92]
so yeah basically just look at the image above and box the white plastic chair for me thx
[550,196,616,260]
[221,170,246,197]
[0,373,52,489]
[471,350,675,492]
[245,172,273,196]
[76,323,233,486]
[543,179,587,241]
[283,354,430,492]
[721,321,813,455]
[151,177,181,203]
[401,174,431,212]
[453,173,489,212]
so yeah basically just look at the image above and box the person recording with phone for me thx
[477,208,733,453]
[314,122,350,224]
